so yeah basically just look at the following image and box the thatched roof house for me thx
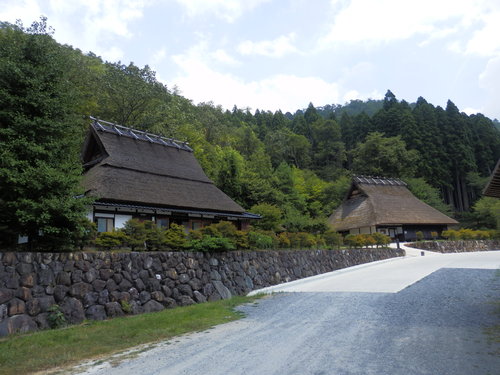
[82,118,258,232]
[328,176,458,241]
[483,159,500,198]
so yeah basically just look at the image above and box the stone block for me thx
[92,279,107,292]
[26,298,41,316]
[139,291,151,304]
[99,268,114,281]
[56,271,71,286]
[69,282,93,299]
[8,298,25,316]
[20,273,35,288]
[84,268,99,284]
[178,273,190,284]
[38,268,55,286]
[53,285,68,302]
[178,295,195,306]
[0,314,37,337]
[142,300,164,313]
[0,288,14,304]
[151,291,165,302]
[60,297,85,324]
[16,262,33,275]
[164,297,177,309]
[212,281,231,300]
[193,291,207,303]
[105,302,124,318]
[177,284,193,297]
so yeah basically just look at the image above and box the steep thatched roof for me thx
[328,176,458,231]
[81,118,245,214]
[483,159,500,198]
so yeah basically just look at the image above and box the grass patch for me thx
[0,295,262,375]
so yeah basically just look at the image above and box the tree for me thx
[0,20,91,248]
[351,132,419,177]
[250,203,283,231]
[405,178,453,216]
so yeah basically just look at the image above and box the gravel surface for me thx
[74,267,499,375]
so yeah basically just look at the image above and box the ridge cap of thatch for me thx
[89,116,193,152]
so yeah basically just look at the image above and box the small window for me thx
[191,221,203,230]
[157,218,169,228]
[96,217,114,232]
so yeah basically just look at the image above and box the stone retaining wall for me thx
[407,240,500,253]
[0,248,404,336]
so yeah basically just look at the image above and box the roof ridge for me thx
[90,116,193,152]
[353,175,407,186]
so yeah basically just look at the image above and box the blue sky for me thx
[2,0,500,120]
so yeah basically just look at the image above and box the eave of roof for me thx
[93,201,260,220]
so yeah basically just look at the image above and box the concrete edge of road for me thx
[247,255,407,296]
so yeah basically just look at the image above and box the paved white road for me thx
[73,250,500,375]
[249,250,500,294]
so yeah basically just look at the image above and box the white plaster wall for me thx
[359,226,372,234]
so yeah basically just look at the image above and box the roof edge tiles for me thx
[353,175,407,186]
[90,116,193,152]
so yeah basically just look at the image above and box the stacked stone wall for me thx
[407,240,500,253]
[0,248,404,336]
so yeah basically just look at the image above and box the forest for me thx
[1,18,500,248]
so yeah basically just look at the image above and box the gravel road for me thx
[74,255,500,375]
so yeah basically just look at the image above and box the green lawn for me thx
[0,295,262,375]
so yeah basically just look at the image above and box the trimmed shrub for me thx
[372,232,391,247]
[416,231,424,241]
[122,219,147,250]
[189,235,235,252]
[94,231,128,250]
[164,223,188,250]
[248,231,274,249]
[442,229,459,240]
[323,230,343,249]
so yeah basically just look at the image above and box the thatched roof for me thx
[81,118,245,214]
[483,159,500,198]
[328,176,458,231]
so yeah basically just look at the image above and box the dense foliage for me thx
[92,220,355,252]
[1,19,500,249]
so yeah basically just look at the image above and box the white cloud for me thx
[479,56,500,119]
[211,49,239,65]
[151,47,168,65]
[172,43,340,112]
[0,0,148,61]
[173,0,270,22]
[321,0,500,56]
[238,33,299,58]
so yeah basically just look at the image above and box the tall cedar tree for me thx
[0,20,90,248]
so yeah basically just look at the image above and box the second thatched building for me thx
[328,176,458,241]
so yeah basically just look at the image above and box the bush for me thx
[322,230,343,249]
[416,231,424,241]
[164,223,188,250]
[248,231,274,249]
[442,229,459,240]
[430,231,438,240]
[371,232,391,247]
[94,231,128,250]
[189,235,235,252]
[122,219,147,250]
[344,234,378,248]
[47,305,67,329]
